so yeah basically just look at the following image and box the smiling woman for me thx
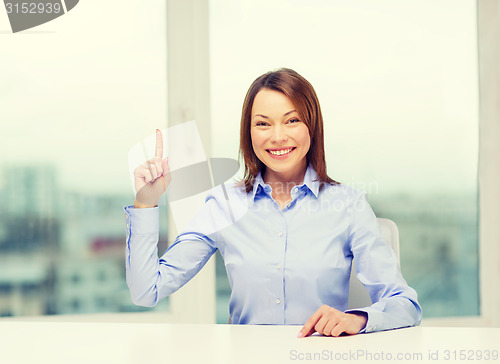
[126,67,421,337]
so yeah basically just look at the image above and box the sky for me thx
[0,1,167,196]
[0,0,478,196]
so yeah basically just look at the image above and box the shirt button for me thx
[275,264,280,270]
[275,299,281,304]
[278,232,283,237]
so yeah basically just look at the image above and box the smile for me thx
[266,147,296,156]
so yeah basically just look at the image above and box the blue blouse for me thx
[125,165,421,332]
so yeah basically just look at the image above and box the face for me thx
[250,88,311,180]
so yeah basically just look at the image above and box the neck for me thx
[263,162,308,195]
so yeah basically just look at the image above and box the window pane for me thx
[210,0,479,321]
[0,1,169,317]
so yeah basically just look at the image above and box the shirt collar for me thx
[302,165,320,198]
[250,164,320,200]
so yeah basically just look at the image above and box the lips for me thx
[266,147,296,157]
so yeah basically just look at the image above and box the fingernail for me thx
[297,331,304,338]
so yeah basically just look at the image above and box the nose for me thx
[271,125,287,144]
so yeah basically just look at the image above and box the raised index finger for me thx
[155,129,163,158]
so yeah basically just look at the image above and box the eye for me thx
[255,121,269,126]
[287,118,301,124]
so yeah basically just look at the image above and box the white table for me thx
[0,322,498,364]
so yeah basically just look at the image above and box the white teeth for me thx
[269,148,293,156]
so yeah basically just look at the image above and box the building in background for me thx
[0,165,169,317]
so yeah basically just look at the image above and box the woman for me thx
[126,68,422,338]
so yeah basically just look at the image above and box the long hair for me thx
[239,68,338,192]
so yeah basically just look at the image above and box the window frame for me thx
[423,0,500,328]
[164,0,216,324]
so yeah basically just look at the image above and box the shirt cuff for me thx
[345,307,383,333]
[124,205,159,235]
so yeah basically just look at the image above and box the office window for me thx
[210,0,479,322]
[0,1,169,317]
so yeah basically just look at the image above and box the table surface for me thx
[0,322,498,364]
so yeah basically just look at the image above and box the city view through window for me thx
[0,0,169,317]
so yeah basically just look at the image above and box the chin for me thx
[266,162,296,173]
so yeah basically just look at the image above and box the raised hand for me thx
[297,305,367,338]
[134,129,171,208]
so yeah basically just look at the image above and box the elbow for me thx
[402,294,423,327]
[126,271,175,307]
[131,296,157,308]
[413,300,423,326]
[129,286,160,308]
[404,289,423,326]
[394,287,423,327]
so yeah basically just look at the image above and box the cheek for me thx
[302,139,311,158]
[250,131,264,150]
[250,133,261,158]
[300,132,311,147]
[250,131,257,149]
[304,137,311,153]
[296,126,311,150]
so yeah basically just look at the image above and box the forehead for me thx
[251,89,296,113]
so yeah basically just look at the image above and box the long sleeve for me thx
[125,206,162,306]
[124,197,219,307]
[345,192,422,333]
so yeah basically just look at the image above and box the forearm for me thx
[125,206,163,306]
[134,200,157,209]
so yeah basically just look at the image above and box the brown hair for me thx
[239,68,339,193]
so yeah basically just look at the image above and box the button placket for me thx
[271,215,286,318]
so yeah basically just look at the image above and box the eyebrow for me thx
[253,110,297,119]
